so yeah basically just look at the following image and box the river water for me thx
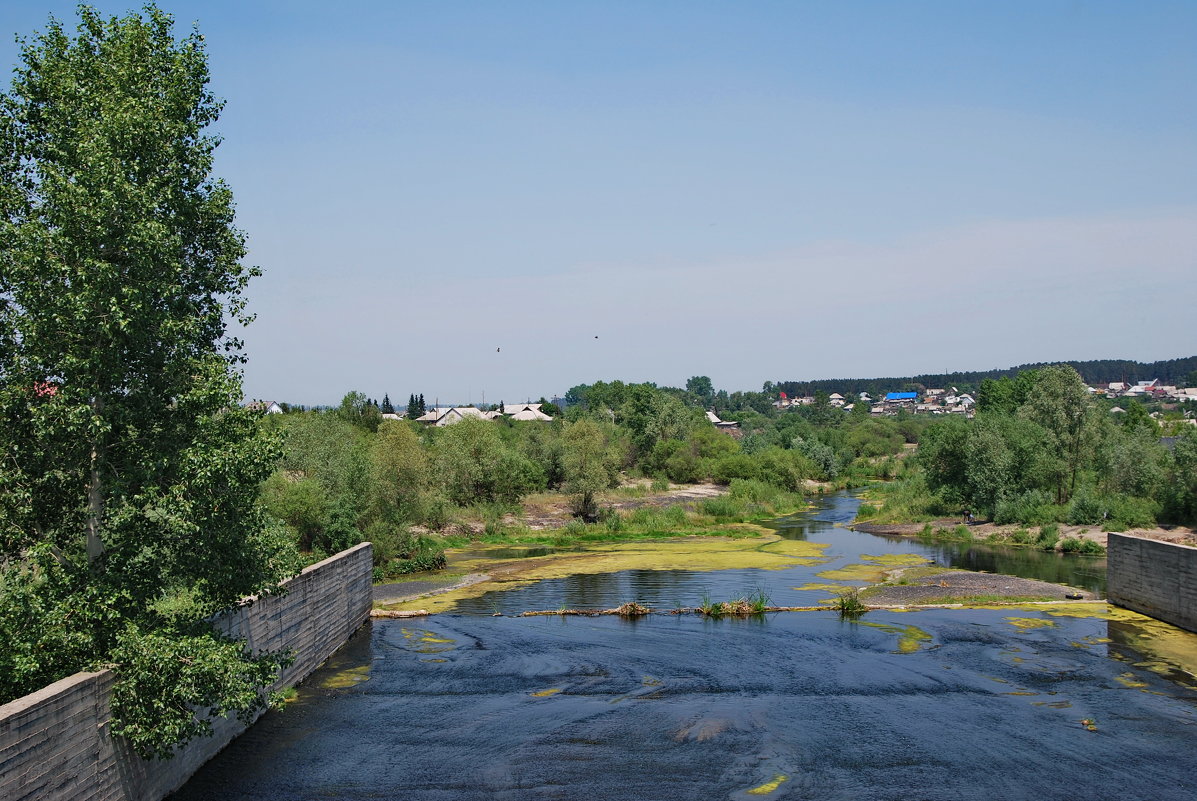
[176,493,1197,800]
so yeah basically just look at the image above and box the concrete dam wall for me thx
[1108,532,1197,633]
[0,542,373,801]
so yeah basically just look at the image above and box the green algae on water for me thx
[793,582,849,593]
[318,664,371,689]
[817,552,932,584]
[382,535,831,613]
[746,774,788,795]
[857,620,933,654]
[1004,617,1058,631]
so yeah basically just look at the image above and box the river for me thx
[175,492,1196,800]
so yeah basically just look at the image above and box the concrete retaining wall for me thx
[1108,532,1197,633]
[0,542,373,801]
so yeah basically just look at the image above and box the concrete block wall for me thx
[0,671,119,801]
[1108,533,1197,633]
[0,542,373,801]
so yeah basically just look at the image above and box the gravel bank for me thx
[862,569,1094,605]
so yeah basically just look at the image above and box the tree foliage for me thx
[0,5,298,758]
[561,419,617,519]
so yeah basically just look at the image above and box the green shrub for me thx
[755,447,815,491]
[1010,528,1035,545]
[836,589,868,619]
[665,448,704,484]
[699,496,744,519]
[855,502,879,520]
[711,454,762,484]
[1067,489,1107,526]
[1059,537,1106,555]
[386,551,447,575]
[1103,494,1161,530]
[727,478,788,505]
[1037,524,1059,551]
[994,490,1064,526]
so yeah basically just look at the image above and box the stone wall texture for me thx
[0,542,373,801]
[1107,533,1197,633]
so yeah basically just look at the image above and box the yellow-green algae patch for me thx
[967,603,1197,685]
[967,602,1127,619]
[859,553,933,567]
[817,563,889,583]
[1115,672,1148,689]
[1005,617,1058,631]
[398,627,457,654]
[318,664,371,689]
[746,774,788,795]
[381,535,830,613]
[817,552,932,583]
[793,582,848,593]
[858,621,933,654]
[530,688,562,697]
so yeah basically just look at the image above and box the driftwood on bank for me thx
[371,609,432,618]
[373,599,1107,620]
[519,604,828,618]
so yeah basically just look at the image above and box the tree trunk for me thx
[86,397,105,564]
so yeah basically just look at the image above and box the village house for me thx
[415,406,490,426]
[415,402,554,425]
[503,402,554,422]
[884,391,918,407]
[705,410,741,432]
[245,400,284,414]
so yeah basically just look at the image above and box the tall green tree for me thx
[561,419,617,520]
[0,6,298,757]
[686,375,714,401]
[1018,366,1098,503]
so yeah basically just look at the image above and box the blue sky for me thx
[3,1,1195,404]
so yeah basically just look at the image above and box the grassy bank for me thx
[438,479,810,549]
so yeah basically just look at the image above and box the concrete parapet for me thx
[0,542,373,801]
[1107,532,1197,633]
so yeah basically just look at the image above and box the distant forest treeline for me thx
[772,356,1197,398]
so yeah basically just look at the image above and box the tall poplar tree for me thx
[0,6,298,757]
